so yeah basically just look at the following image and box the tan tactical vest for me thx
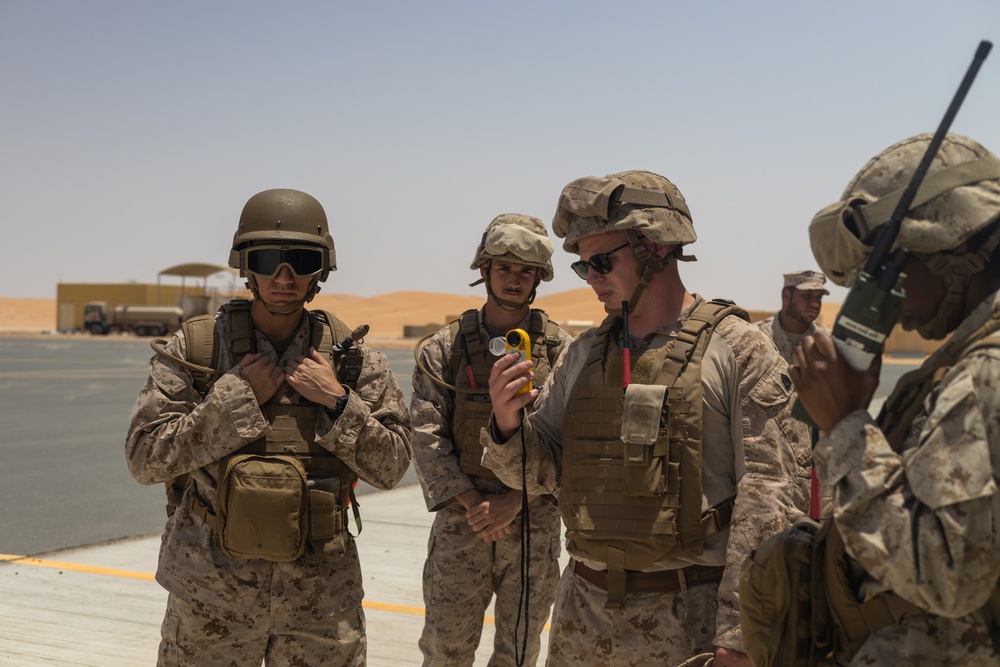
[560,299,743,575]
[449,308,561,479]
[165,300,364,560]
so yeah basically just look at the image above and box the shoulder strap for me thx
[528,309,563,369]
[638,298,746,387]
[220,299,255,362]
[169,301,252,518]
[181,314,218,395]
[311,309,362,390]
[447,309,482,387]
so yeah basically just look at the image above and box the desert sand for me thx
[0,290,613,347]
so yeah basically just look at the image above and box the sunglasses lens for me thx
[247,248,323,277]
[591,255,613,274]
[571,260,590,279]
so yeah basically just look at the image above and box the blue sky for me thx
[2,1,999,310]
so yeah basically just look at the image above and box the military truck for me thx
[82,301,184,336]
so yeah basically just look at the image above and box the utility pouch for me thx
[216,454,308,562]
[620,383,669,497]
[306,476,348,562]
[740,516,834,667]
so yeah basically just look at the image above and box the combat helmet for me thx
[470,213,555,311]
[810,133,1000,339]
[229,188,336,315]
[552,170,697,313]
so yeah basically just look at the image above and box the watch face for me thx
[488,336,508,357]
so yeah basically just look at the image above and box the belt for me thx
[573,560,726,595]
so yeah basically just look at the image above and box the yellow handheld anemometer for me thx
[506,328,532,395]
[489,328,532,395]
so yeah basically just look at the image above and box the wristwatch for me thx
[325,388,350,420]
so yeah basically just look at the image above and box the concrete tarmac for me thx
[0,335,918,665]
[0,483,568,666]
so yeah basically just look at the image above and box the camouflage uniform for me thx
[814,292,1000,665]
[412,309,572,666]
[791,132,1000,665]
[756,270,832,518]
[126,309,412,666]
[754,316,828,366]
[483,295,811,666]
[755,270,831,365]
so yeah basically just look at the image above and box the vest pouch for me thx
[620,383,670,497]
[821,523,885,664]
[306,477,348,562]
[740,516,834,667]
[216,454,308,562]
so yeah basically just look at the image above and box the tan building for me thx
[56,263,244,332]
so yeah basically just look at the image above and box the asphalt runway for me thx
[0,334,916,558]
[0,336,417,556]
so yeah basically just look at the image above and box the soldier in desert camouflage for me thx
[485,170,811,667]
[411,214,572,666]
[754,270,831,364]
[792,133,1000,666]
[126,188,411,666]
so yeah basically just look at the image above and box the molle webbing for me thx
[450,310,496,478]
[449,309,560,479]
[166,303,360,518]
[560,300,745,577]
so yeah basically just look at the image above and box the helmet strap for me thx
[245,275,319,316]
[479,260,537,311]
[605,230,685,316]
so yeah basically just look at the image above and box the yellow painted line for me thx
[0,554,155,581]
[0,553,540,629]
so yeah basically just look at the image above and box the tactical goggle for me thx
[244,246,325,278]
[570,242,630,279]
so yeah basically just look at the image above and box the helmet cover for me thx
[470,213,555,281]
[552,170,696,253]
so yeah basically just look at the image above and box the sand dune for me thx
[0,289,611,342]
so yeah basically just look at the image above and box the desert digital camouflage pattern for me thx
[417,502,561,666]
[126,309,411,666]
[411,310,571,666]
[470,213,555,281]
[810,133,1000,289]
[483,295,811,665]
[814,291,1000,665]
[754,315,829,365]
[545,567,719,665]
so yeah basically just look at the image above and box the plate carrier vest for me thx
[449,308,561,480]
[560,299,742,583]
[164,299,364,558]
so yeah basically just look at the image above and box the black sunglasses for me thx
[570,242,630,279]
[245,246,325,278]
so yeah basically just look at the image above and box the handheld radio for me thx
[794,40,992,425]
